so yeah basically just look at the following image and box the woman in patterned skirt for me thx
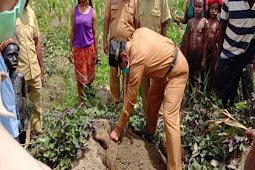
[69,0,98,104]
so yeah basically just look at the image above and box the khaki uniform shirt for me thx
[103,0,137,41]
[15,6,41,81]
[117,28,176,128]
[135,0,171,34]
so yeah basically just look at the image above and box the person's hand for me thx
[40,73,44,86]
[94,53,98,65]
[201,58,206,70]
[245,129,255,143]
[69,50,74,63]
[214,62,219,73]
[103,41,108,55]
[173,16,180,23]
[110,126,122,142]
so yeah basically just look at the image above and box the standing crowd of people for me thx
[0,0,254,169]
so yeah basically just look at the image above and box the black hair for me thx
[78,0,93,7]
[193,0,207,10]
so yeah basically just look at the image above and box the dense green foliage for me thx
[28,0,254,169]
[29,107,95,169]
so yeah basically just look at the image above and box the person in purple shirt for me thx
[69,0,98,104]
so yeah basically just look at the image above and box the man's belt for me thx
[164,45,178,78]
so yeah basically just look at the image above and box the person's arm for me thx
[69,7,75,63]
[21,74,26,98]
[161,21,167,36]
[34,37,44,85]
[217,0,229,58]
[103,0,111,55]
[214,0,229,71]
[244,129,255,170]
[103,20,110,55]
[177,0,190,24]
[217,23,227,58]
[160,0,171,36]
[92,10,98,64]
[0,124,51,170]
[185,20,191,56]
[110,64,144,141]
[201,19,208,70]
[32,11,44,85]
[135,19,140,29]
[135,0,140,29]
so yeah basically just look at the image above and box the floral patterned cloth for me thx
[74,45,95,84]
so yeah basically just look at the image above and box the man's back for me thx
[128,28,177,78]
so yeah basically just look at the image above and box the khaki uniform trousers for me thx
[25,75,42,146]
[146,52,189,170]
[110,66,128,104]
[141,77,150,114]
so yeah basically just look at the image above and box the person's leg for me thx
[241,64,254,100]
[27,75,42,133]
[220,64,242,108]
[146,79,165,135]
[141,77,150,114]
[180,33,187,54]
[110,66,120,104]
[77,82,83,103]
[164,60,188,170]
[164,52,189,170]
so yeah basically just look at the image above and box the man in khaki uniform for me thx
[110,28,189,170]
[103,0,137,104]
[135,0,171,114]
[15,1,44,139]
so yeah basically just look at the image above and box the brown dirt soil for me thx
[42,74,64,109]
[95,85,111,107]
[72,119,167,170]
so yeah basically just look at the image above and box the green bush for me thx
[29,107,95,169]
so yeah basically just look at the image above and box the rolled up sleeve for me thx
[161,0,171,23]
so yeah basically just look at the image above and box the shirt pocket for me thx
[125,6,135,23]
[151,8,161,17]
[111,4,119,18]
[151,0,161,17]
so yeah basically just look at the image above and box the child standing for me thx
[1,38,28,144]
[69,0,98,104]
[185,0,208,85]
[206,0,222,92]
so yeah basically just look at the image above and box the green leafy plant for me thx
[29,107,96,170]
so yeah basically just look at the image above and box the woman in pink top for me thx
[69,0,98,104]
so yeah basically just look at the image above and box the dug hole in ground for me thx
[71,119,167,170]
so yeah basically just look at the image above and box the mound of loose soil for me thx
[72,119,167,170]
